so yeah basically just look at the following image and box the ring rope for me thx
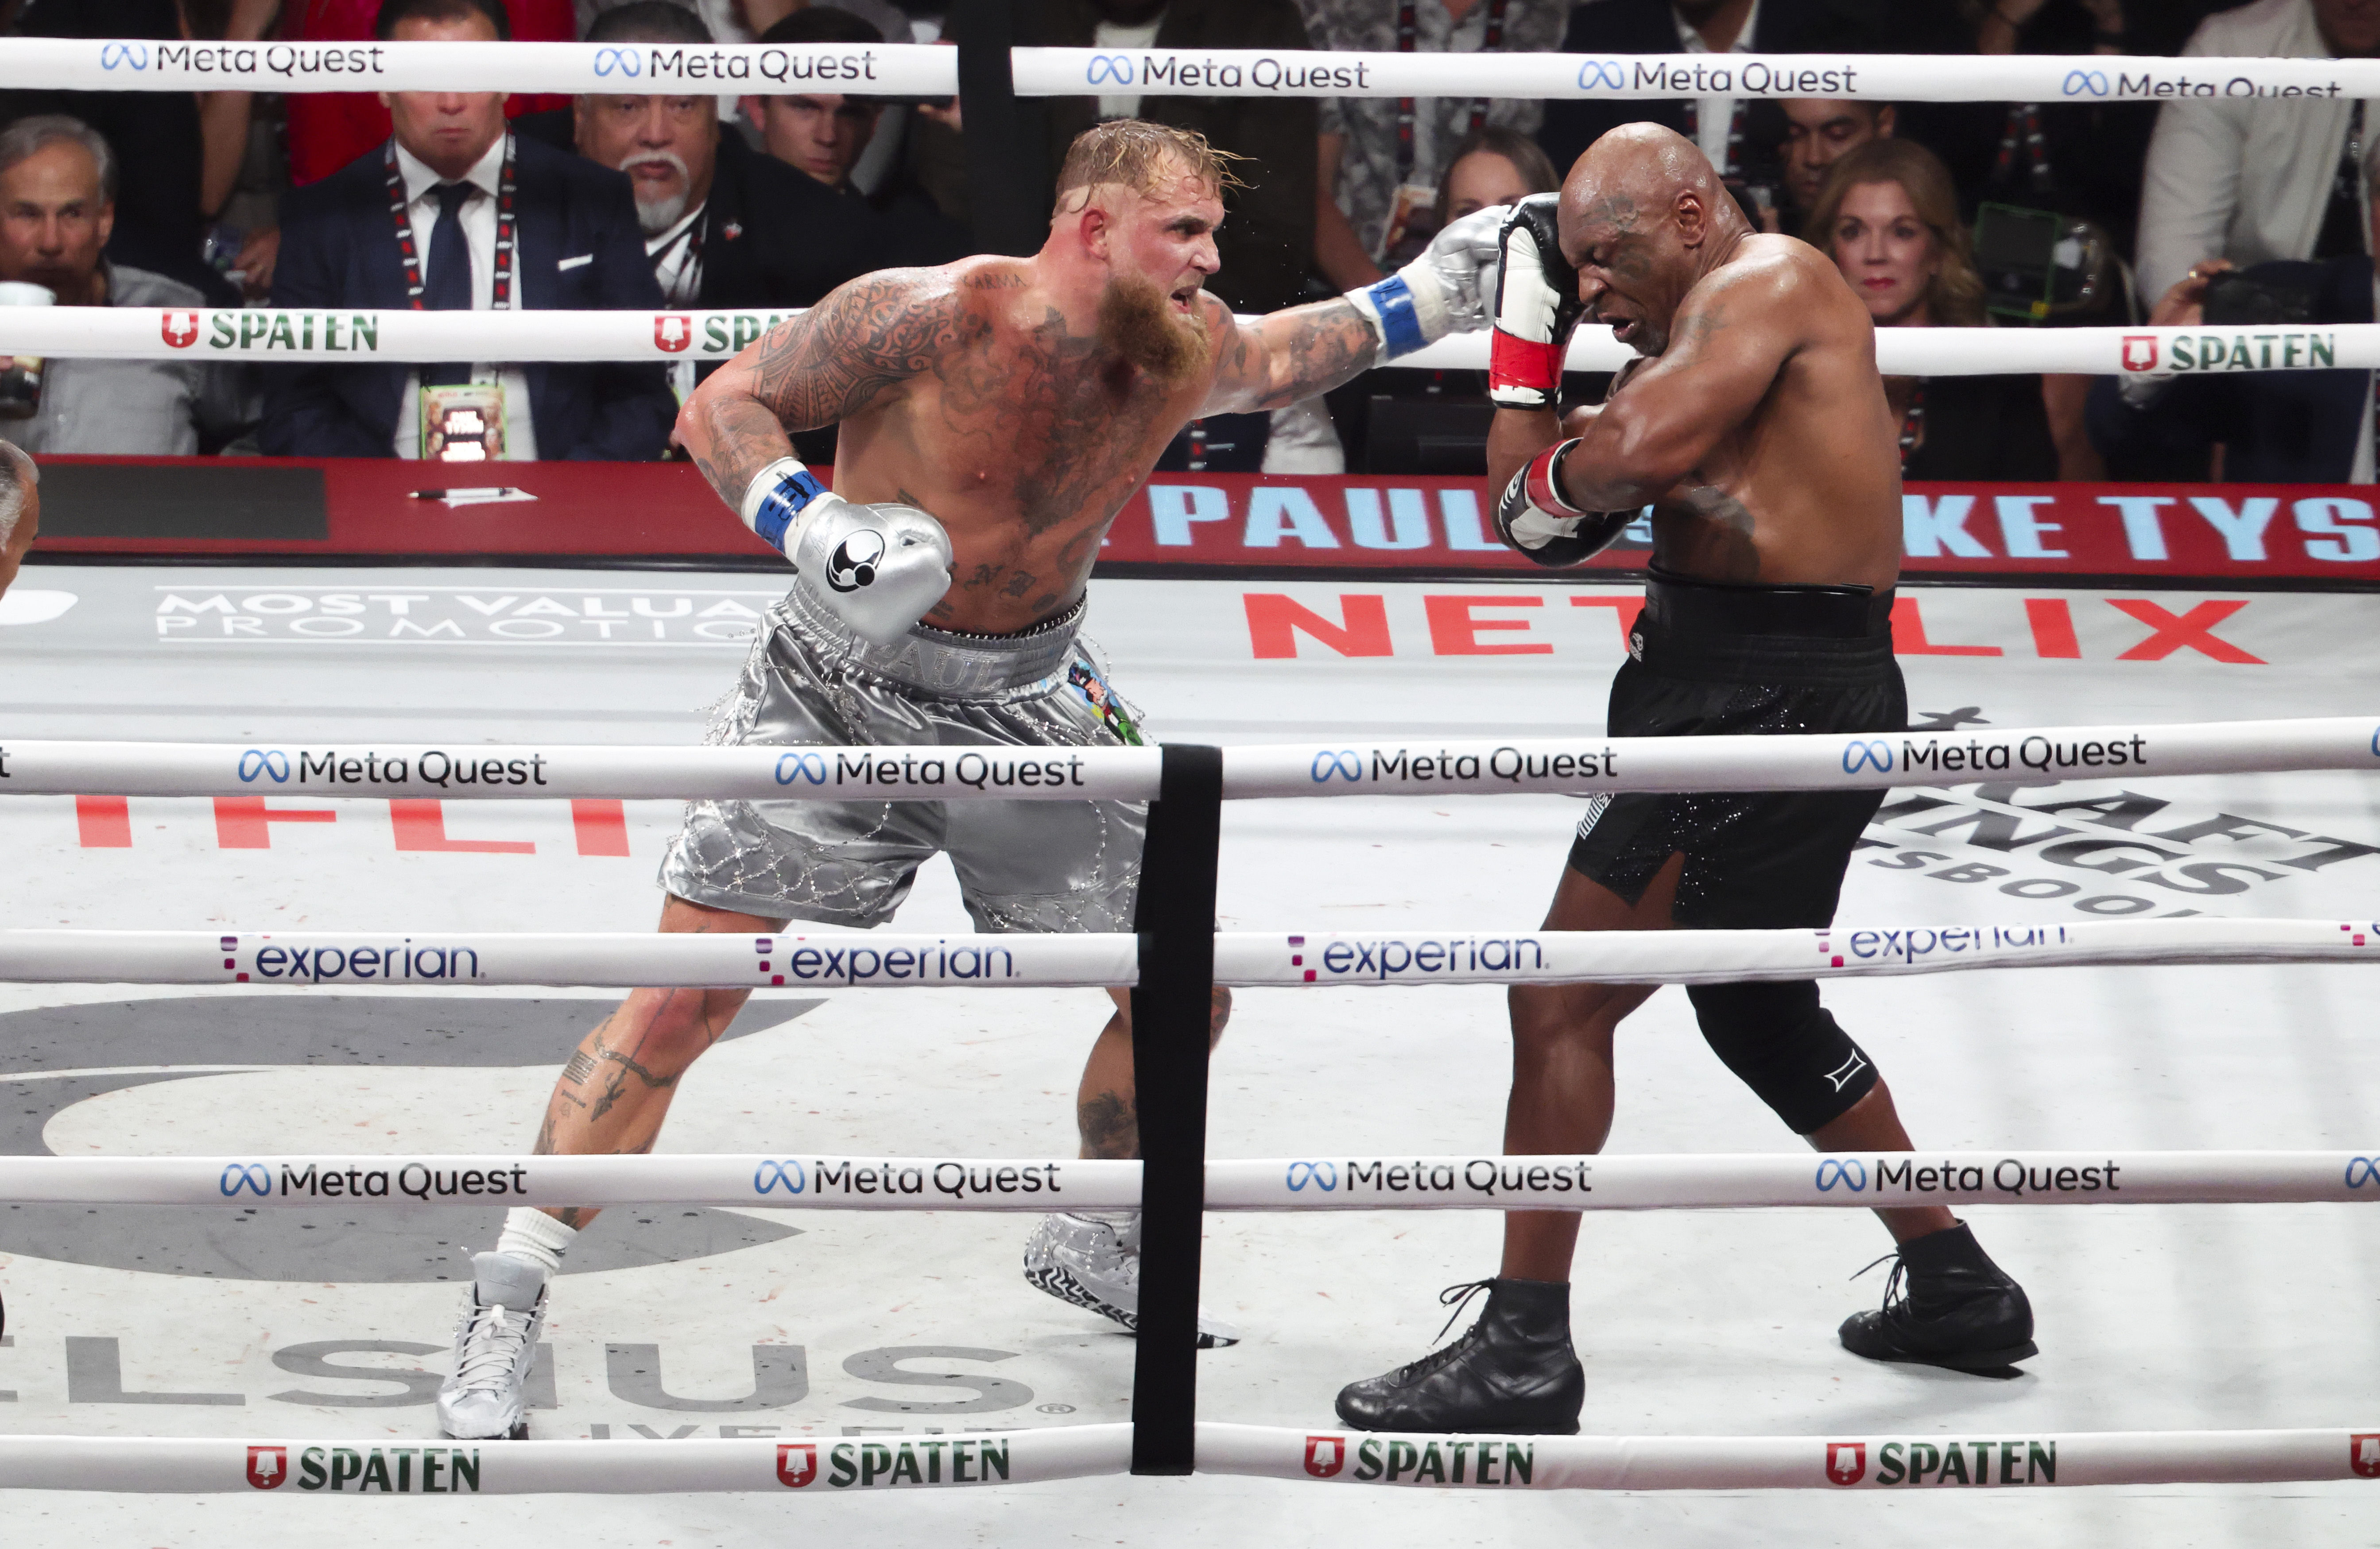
[1,920,2371,990]
[11,1149,2376,1211]
[1,717,2371,802]
[0,1423,2367,1493]
[1,39,2368,105]
[0,306,2357,378]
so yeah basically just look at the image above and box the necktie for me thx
[421,180,475,388]
[2312,101,2368,262]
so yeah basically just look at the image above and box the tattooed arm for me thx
[1554,259,1801,510]
[675,267,965,507]
[1198,297,1385,416]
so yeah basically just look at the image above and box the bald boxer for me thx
[0,442,36,601]
[434,118,1512,1440]
[1336,124,2034,1436]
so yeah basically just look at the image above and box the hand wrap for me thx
[738,456,954,645]
[1495,438,1635,568]
[1346,204,1508,361]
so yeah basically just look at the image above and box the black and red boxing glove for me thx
[1488,193,1584,412]
[1494,438,1635,567]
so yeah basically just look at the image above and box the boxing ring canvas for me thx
[0,569,2375,1545]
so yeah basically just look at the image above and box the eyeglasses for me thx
[589,97,713,127]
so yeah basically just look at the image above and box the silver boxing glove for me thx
[740,456,954,645]
[1345,203,1511,360]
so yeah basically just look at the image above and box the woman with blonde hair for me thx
[1806,139,2058,481]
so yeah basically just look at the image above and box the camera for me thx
[2201,271,2316,327]
[1973,202,2117,323]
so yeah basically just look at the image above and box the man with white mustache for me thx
[560,3,883,396]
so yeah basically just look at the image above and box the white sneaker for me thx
[1023,1212,1241,1348]
[437,1251,547,1440]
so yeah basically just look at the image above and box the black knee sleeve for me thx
[1686,979,1878,1134]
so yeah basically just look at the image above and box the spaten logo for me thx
[2121,335,2159,372]
[161,311,202,349]
[1826,1441,1867,1486]
[1086,54,1135,85]
[1304,1435,1347,1478]
[1814,1158,1867,1192]
[754,1159,807,1195]
[1576,58,1626,90]
[1285,1160,1337,1192]
[1310,749,1361,783]
[238,748,291,784]
[220,1163,272,1198]
[778,1443,820,1487]
[593,46,643,78]
[655,315,692,353]
[1841,739,1892,775]
[247,1445,290,1489]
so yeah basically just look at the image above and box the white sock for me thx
[496,1207,576,1276]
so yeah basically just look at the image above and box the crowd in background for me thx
[0,0,2372,486]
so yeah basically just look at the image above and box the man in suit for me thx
[259,0,674,462]
[543,4,887,318]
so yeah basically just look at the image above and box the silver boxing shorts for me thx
[658,574,1145,934]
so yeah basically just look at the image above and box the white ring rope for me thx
[8,1150,2374,1211]
[0,305,2360,378]
[0,1422,2366,1493]
[3,39,2372,104]
[1194,1423,2380,1490]
[1,717,2372,802]
[0,1426,1129,1495]
[1,920,2371,990]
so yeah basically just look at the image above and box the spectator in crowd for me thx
[2136,0,2380,311]
[2090,145,2380,483]
[746,8,969,267]
[1537,0,1936,218]
[260,0,674,460]
[546,6,881,312]
[1808,139,2057,481]
[1297,0,1566,471]
[0,442,36,604]
[1778,97,1893,231]
[279,0,575,189]
[1435,124,1558,225]
[2,0,283,307]
[1021,0,1316,471]
[0,117,251,456]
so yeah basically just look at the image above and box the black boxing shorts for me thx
[1567,570,1905,930]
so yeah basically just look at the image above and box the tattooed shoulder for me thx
[751,267,977,431]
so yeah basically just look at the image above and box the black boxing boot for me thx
[1334,1279,1583,1434]
[1838,1222,2036,1373]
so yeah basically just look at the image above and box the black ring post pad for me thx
[1128,743,1223,1476]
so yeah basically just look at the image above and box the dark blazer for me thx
[1904,371,2058,482]
[259,133,676,460]
[1021,0,1317,314]
[512,111,891,310]
[2086,257,2373,483]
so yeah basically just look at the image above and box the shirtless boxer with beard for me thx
[434,119,1511,1440]
[1335,124,2035,1436]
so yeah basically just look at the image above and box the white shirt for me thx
[1093,15,1164,119]
[389,134,539,461]
[1674,0,1759,174]
[2137,0,2374,307]
[648,202,707,401]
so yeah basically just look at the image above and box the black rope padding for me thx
[1128,742,1223,1475]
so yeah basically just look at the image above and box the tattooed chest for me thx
[925,337,1196,535]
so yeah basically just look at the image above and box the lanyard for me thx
[1679,98,1749,179]
[1394,0,1508,185]
[385,135,519,312]
[1897,379,1926,474]
[1993,105,2055,198]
